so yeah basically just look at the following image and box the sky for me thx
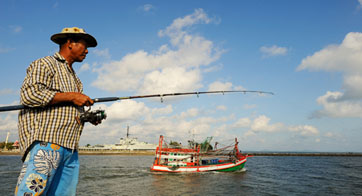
[1,0,362,152]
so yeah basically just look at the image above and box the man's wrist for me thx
[50,92,78,105]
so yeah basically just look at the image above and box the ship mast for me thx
[4,132,10,150]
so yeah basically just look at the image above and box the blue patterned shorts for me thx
[15,141,79,196]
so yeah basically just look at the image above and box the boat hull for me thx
[150,157,247,173]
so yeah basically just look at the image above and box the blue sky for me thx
[1,0,362,152]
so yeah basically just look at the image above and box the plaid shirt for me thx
[18,52,84,159]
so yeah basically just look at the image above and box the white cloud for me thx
[138,4,155,13]
[312,91,362,118]
[324,132,342,139]
[237,115,320,141]
[202,64,223,73]
[106,100,150,121]
[325,132,334,137]
[1,101,320,148]
[289,125,319,136]
[10,25,22,33]
[298,32,362,118]
[53,2,59,8]
[140,67,202,94]
[216,105,227,111]
[0,113,18,131]
[243,104,257,109]
[151,105,173,116]
[158,8,212,44]
[208,81,233,91]
[0,46,14,53]
[180,108,199,118]
[81,102,231,144]
[30,101,316,149]
[234,85,246,91]
[297,32,362,74]
[0,112,19,142]
[260,45,288,57]
[233,117,251,128]
[342,74,362,99]
[0,88,17,96]
[243,115,284,137]
[79,63,90,73]
[142,4,154,12]
[250,115,284,133]
[207,81,246,92]
[92,9,222,94]
[93,48,111,59]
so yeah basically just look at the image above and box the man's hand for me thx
[70,92,94,107]
[50,92,94,106]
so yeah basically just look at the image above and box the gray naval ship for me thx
[80,126,157,152]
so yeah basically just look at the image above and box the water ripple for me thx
[1,155,362,195]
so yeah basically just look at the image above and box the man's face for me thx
[70,39,88,62]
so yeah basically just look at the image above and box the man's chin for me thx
[75,57,86,62]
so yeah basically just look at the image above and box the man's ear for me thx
[67,40,73,50]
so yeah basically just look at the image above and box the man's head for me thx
[51,27,97,64]
[62,39,89,63]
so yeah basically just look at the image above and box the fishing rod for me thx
[0,90,273,112]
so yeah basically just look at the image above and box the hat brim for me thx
[51,33,97,47]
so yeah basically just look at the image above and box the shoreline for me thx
[247,152,362,157]
[0,150,155,156]
[2,151,362,156]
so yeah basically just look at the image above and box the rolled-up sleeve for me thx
[20,60,57,107]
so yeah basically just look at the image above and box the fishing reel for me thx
[77,107,107,124]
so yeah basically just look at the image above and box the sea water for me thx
[1,155,362,195]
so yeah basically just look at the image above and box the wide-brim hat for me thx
[51,27,97,47]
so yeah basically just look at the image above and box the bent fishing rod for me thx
[0,90,273,112]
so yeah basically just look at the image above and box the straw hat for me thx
[51,27,97,47]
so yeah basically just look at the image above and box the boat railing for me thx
[159,148,198,153]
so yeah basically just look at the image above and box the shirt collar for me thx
[53,52,76,73]
[53,52,66,62]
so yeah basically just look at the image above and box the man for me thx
[15,27,99,196]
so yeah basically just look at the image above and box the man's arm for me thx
[21,60,94,108]
[20,61,56,107]
[49,92,94,107]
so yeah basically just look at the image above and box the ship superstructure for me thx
[80,126,157,151]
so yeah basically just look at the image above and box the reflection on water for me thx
[1,155,362,195]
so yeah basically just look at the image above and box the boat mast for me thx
[196,145,200,166]
[234,138,241,158]
[156,135,164,165]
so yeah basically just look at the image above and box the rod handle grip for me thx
[92,97,120,103]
